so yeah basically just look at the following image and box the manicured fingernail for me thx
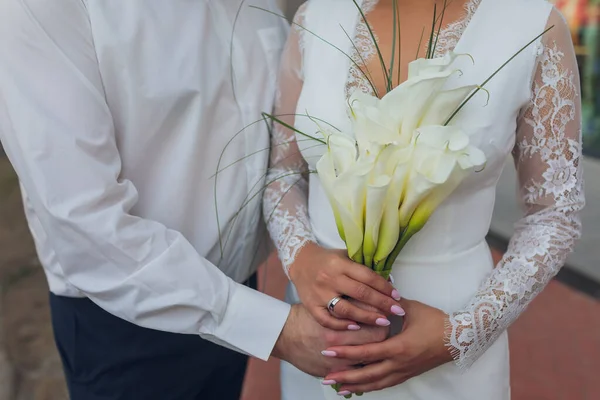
[348,324,361,331]
[391,305,406,316]
[376,318,391,326]
[321,350,337,357]
[322,379,337,385]
[391,289,401,301]
[337,391,352,396]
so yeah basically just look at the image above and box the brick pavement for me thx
[242,249,600,400]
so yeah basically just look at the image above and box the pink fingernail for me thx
[322,379,337,385]
[348,324,361,331]
[337,391,352,396]
[376,318,391,326]
[391,289,401,301]
[391,305,406,316]
[321,350,337,357]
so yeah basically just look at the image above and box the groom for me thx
[0,1,386,399]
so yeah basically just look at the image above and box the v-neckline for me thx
[344,0,485,99]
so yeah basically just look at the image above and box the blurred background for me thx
[1,1,599,399]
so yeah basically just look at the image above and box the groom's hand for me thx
[272,304,389,377]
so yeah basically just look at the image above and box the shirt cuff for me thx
[208,282,291,361]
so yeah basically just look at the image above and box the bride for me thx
[263,0,584,399]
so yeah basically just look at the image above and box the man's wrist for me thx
[272,304,297,360]
[207,282,290,361]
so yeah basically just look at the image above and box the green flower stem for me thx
[381,233,409,276]
[329,383,353,398]
[350,247,365,266]
[374,268,392,281]
[383,212,428,273]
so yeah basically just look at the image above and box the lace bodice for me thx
[262,1,584,370]
[346,0,482,97]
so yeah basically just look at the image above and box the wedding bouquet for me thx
[315,51,486,280]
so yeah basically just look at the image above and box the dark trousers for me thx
[50,277,256,400]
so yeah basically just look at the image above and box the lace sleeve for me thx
[446,9,585,370]
[263,6,316,278]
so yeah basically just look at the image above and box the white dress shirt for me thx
[0,0,290,361]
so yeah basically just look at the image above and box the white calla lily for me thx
[418,85,477,126]
[349,91,399,152]
[363,173,391,268]
[380,52,467,132]
[398,125,486,228]
[396,69,459,137]
[314,54,486,277]
[316,132,373,262]
[381,126,486,271]
[407,51,464,78]
[371,143,413,269]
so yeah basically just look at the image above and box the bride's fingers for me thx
[345,266,400,300]
[338,372,407,396]
[325,359,393,386]
[337,276,404,316]
[331,298,390,326]
[312,307,360,331]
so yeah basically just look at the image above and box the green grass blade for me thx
[241,144,324,217]
[221,141,324,255]
[340,25,380,97]
[221,171,302,257]
[251,6,376,100]
[426,4,437,59]
[388,0,398,91]
[262,112,326,144]
[272,113,342,133]
[444,26,555,125]
[432,0,449,58]
[351,0,391,88]
[396,0,402,86]
[210,137,317,178]
[213,110,328,256]
[229,0,246,103]
[214,117,268,256]
[416,27,426,60]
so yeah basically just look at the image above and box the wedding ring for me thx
[327,296,343,313]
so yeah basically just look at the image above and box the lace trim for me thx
[346,0,481,97]
[445,41,584,369]
[263,166,316,278]
[346,0,380,97]
[432,0,482,59]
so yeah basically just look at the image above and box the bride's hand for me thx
[289,242,404,330]
[318,299,453,395]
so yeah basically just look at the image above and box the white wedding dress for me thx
[263,0,585,399]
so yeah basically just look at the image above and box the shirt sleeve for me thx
[0,0,289,361]
[263,5,317,278]
[446,8,585,369]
